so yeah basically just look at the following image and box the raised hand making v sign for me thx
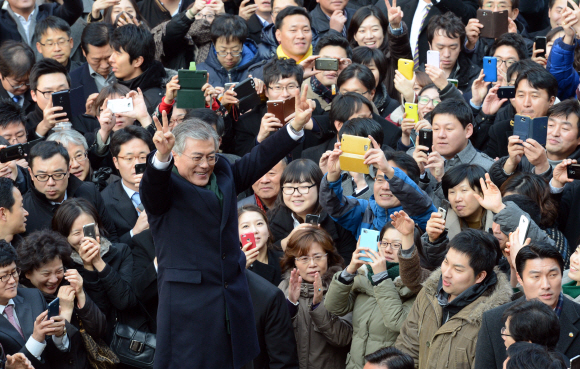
[385,0,403,29]
[153,111,176,162]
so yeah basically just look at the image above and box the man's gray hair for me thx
[47,130,89,150]
[172,118,220,155]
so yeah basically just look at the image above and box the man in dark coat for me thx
[0,42,36,117]
[140,87,313,368]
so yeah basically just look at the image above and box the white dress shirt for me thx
[409,0,431,59]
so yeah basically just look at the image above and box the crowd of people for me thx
[0,0,579,367]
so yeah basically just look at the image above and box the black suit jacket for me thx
[0,84,35,115]
[474,296,580,369]
[101,178,139,245]
[131,229,158,333]
[70,63,99,105]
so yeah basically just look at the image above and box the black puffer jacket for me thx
[255,23,321,61]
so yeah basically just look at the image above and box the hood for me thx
[260,23,278,48]
[117,60,167,91]
[205,40,261,75]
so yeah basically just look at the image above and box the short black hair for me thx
[478,0,519,9]
[546,26,564,43]
[441,164,486,199]
[110,24,155,72]
[81,22,114,55]
[338,117,384,147]
[28,140,70,170]
[502,299,560,350]
[0,41,35,80]
[427,12,466,48]
[506,342,567,369]
[184,109,225,137]
[448,229,500,277]
[431,99,473,129]
[33,16,71,44]
[0,178,16,212]
[364,347,414,369]
[337,63,376,94]
[263,57,304,88]
[29,58,70,92]
[352,46,388,86]
[489,33,529,61]
[515,243,564,278]
[272,0,303,7]
[210,14,249,45]
[384,151,421,184]
[275,6,312,30]
[506,59,546,84]
[514,68,558,99]
[328,92,374,135]
[547,98,580,137]
[0,99,26,129]
[0,240,18,268]
[110,126,154,158]
[347,6,389,51]
[313,33,352,59]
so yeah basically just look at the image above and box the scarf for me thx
[276,45,313,63]
[563,280,580,299]
[554,292,565,317]
[310,76,334,104]
[171,164,223,208]
[365,262,400,283]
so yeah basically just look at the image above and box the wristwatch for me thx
[289,121,303,135]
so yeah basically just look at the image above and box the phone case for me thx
[477,9,509,39]
[419,129,433,153]
[267,100,285,123]
[305,214,320,225]
[427,50,440,68]
[339,153,370,174]
[483,57,498,82]
[241,233,255,250]
[405,103,419,123]
[176,89,206,109]
[513,115,530,142]
[341,134,371,156]
[398,59,414,80]
[177,70,207,89]
[535,36,547,59]
[234,78,256,97]
[315,58,339,71]
[283,96,296,120]
[238,93,262,115]
[359,228,380,262]
[497,86,516,99]
[531,116,548,146]
[571,355,580,369]
[567,164,580,179]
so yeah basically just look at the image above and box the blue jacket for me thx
[319,167,437,239]
[547,37,580,101]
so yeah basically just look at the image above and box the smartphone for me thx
[47,298,59,319]
[0,138,42,163]
[571,355,580,369]
[224,82,237,91]
[341,134,370,155]
[483,57,498,83]
[135,163,146,174]
[241,233,256,251]
[418,129,433,153]
[233,78,256,97]
[567,163,580,179]
[398,59,414,80]
[405,103,419,123]
[518,215,530,245]
[497,86,516,99]
[107,98,133,114]
[305,214,320,226]
[283,96,295,121]
[315,58,339,71]
[83,223,96,239]
[535,36,547,59]
[426,50,440,68]
[176,69,208,109]
[267,100,285,123]
[52,90,72,121]
[235,78,261,114]
[359,228,380,262]
[438,199,450,220]
[477,9,494,38]
[513,115,530,143]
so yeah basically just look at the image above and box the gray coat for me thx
[494,201,556,248]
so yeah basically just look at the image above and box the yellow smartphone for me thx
[398,59,414,80]
[339,153,370,174]
[341,134,371,156]
[405,103,419,123]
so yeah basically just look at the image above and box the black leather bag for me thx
[111,320,156,369]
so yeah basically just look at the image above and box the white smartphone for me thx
[107,98,133,113]
[427,50,440,68]
[517,215,530,245]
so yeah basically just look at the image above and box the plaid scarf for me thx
[310,76,334,104]
[554,292,565,318]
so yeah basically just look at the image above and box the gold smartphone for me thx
[339,134,371,174]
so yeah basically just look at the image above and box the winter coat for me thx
[324,268,416,369]
[395,267,513,369]
[418,52,481,96]
[279,266,353,369]
[547,37,580,101]
[256,23,320,61]
[494,201,557,249]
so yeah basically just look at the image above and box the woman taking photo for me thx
[17,229,108,369]
[279,226,351,369]
[238,204,283,286]
[268,159,357,264]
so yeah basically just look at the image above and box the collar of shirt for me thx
[256,14,270,27]
[0,299,16,315]
[161,0,182,16]
[291,212,301,228]
[121,181,138,204]
[88,64,114,80]
[9,5,36,23]
[50,192,68,206]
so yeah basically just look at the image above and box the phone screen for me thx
[47,298,59,319]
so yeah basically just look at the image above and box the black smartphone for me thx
[567,164,580,180]
[305,214,320,226]
[83,223,96,239]
[233,78,256,97]
[51,90,72,121]
[47,298,59,319]
[418,129,433,153]
[497,86,516,99]
[535,36,547,59]
[315,58,339,71]
[0,138,42,163]
[135,163,146,174]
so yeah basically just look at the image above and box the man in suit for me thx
[0,42,36,117]
[0,178,28,247]
[0,240,69,369]
[140,82,313,368]
[102,126,155,245]
[474,242,580,369]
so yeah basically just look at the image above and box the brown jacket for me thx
[279,266,353,369]
[395,266,512,369]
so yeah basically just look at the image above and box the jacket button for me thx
[426,341,430,347]
[224,282,228,289]
[222,253,226,259]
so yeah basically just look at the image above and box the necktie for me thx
[132,192,141,207]
[12,95,21,104]
[4,305,24,339]
[414,4,432,71]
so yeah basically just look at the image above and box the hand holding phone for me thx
[47,298,60,319]
[427,50,440,68]
[517,215,530,246]
[305,214,320,225]
[359,228,380,262]
[241,233,256,250]
[83,223,96,239]
[135,163,146,174]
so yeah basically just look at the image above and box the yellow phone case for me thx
[339,153,370,174]
[405,103,419,123]
[398,59,414,80]
[341,134,371,156]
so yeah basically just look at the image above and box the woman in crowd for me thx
[324,222,416,369]
[17,229,108,369]
[238,204,283,286]
[279,227,352,369]
[397,84,439,150]
[563,244,580,302]
[89,0,146,26]
[268,159,357,264]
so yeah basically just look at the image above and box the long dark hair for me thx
[238,205,275,249]
[347,6,389,53]
[52,198,107,239]
[103,0,147,28]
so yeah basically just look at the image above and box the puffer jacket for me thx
[324,268,416,369]
[256,23,320,60]
[279,266,353,369]
[395,266,513,369]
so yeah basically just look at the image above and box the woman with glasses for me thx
[278,226,352,369]
[324,222,416,369]
[268,159,357,264]
[17,229,108,369]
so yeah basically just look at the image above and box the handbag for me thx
[78,317,120,369]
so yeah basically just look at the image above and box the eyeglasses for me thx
[496,58,517,68]
[38,38,71,48]
[500,326,511,337]
[117,154,148,165]
[36,89,68,100]
[180,153,218,166]
[380,241,402,249]
[295,253,328,264]
[216,50,242,57]
[418,96,441,106]
[0,268,20,283]
[482,3,511,10]
[268,84,299,93]
[71,151,88,164]
[195,13,215,21]
[33,172,68,182]
[5,78,29,90]
[282,184,316,196]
